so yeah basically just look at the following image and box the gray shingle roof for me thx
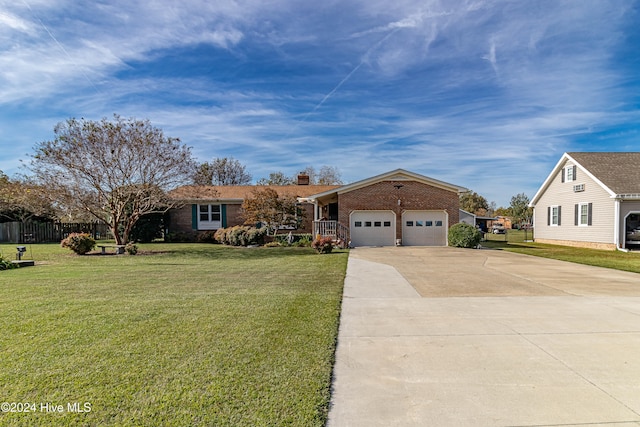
[568,152,640,195]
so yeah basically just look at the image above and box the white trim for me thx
[615,199,621,248]
[550,205,560,226]
[530,153,617,207]
[577,202,589,226]
[197,204,222,230]
[306,169,468,201]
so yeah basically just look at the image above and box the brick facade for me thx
[167,171,465,244]
[338,180,460,240]
[168,202,316,236]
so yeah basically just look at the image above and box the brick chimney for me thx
[297,174,310,185]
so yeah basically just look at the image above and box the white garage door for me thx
[402,211,447,246]
[350,211,395,247]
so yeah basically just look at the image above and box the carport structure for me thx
[303,169,467,247]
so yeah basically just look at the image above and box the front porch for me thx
[313,220,349,248]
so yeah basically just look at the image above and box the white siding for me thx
[534,160,615,244]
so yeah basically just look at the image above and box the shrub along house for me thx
[168,169,468,246]
[529,152,640,250]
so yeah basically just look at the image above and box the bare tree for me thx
[316,165,343,185]
[193,157,252,185]
[257,165,342,185]
[256,171,295,186]
[30,115,195,245]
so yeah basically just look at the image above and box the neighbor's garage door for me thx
[402,211,447,246]
[350,211,395,247]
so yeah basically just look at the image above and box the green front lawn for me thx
[0,243,348,426]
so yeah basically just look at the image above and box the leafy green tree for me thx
[460,191,489,216]
[30,115,195,245]
[494,206,512,217]
[510,193,533,227]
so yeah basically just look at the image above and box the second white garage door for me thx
[350,211,396,247]
[402,210,447,246]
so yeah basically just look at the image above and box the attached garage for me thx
[350,211,395,247]
[402,210,447,246]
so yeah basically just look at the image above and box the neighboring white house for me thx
[529,152,640,250]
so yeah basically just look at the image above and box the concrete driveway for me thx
[327,247,640,427]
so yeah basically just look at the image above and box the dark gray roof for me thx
[568,152,640,195]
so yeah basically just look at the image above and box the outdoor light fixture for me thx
[16,246,26,260]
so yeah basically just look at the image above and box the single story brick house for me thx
[167,182,340,237]
[529,152,640,250]
[168,168,468,247]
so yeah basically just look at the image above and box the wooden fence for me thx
[0,222,112,243]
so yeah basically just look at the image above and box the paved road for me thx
[327,247,640,427]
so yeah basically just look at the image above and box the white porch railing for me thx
[313,220,349,246]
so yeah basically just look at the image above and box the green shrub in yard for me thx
[60,232,96,254]
[448,223,482,248]
[0,254,16,270]
[214,226,267,246]
[125,243,138,255]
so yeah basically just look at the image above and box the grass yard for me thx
[482,230,640,274]
[0,243,349,426]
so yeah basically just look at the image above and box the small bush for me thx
[264,241,282,248]
[213,228,228,244]
[61,233,96,255]
[197,230,218,243]
[214,226,267,246]
[273,233,313,247]
[125,243,138,255]
[0,255,16,270]
[448,223,482,248]
[311,237,333,254]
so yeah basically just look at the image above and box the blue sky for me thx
[1,0,638,207]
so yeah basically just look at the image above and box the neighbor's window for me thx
[566,166,574,181]
[577,203,592,226]
[551,206,560,226]
[564,165,577,182]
